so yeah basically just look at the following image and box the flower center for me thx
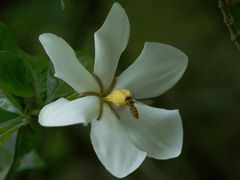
[66,74,139,120]
[104,89,132,106]
[104,89,139,119]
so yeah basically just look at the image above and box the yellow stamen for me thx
[104,89,133,106]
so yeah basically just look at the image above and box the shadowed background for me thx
[1,0,240,179]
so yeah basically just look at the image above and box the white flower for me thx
[38,2,188,178]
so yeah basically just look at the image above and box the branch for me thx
[218,0,240,51]
[225,0,240,6]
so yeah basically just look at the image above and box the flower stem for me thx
[218,0,240,51]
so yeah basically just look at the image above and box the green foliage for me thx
[0,129,44,180]
[0,19,95,179]
[0,132,17,179]
[25,55,49,103]
[0,109,17,123]
[0,21,49,179]
[0,118,26,146]
[5,127,40,179]
[0,89,23,114]
[0,22,18,53]
[0,51,34,97]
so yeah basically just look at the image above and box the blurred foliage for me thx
[0,0,239,180]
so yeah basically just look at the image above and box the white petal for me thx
[90,104,146,178]
[115,42,188,99]
[119,103,183,159]
[39,96,98,127]
[39,33,99,93]
[94,3,130,89]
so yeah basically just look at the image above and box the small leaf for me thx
[0,51,34,97]
[0,22,18,53]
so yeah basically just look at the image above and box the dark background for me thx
[1,0,240,179]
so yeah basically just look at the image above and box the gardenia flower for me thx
[38,2,188,178]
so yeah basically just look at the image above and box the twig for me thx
[225,0,240,6]
[218,0,240,51]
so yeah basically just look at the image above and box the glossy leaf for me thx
[25,56,49,102]
[0,51,34,97]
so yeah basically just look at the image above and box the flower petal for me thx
[39,96,98,127]
[119,103,183,159]
[115,42,188,99]
[39,33,99,93]
[90,104,146,178]
[94,3,130,89]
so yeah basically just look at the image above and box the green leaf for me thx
[0,22,18,53]
[0,108,18,123]
[5,127,40,179]
[25,56,49,103]
[0,89,22,114]
[0,118,26,146]
[0,129,16,147]
[0,51,34,97]
[0,128,44,179]
[0,132,17,179]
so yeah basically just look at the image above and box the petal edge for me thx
[90,104,146,178]
[39,96,98,127]
[94,3,130,89]
[39,33,99,93]
[115,42,188,99]
[119,103,183,160]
